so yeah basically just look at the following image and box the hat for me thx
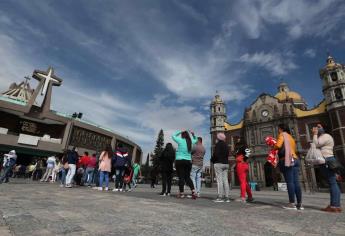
[217,133,226,141]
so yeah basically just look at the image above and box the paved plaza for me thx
[0,180,344,236]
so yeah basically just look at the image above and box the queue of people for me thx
[0,123,342,214]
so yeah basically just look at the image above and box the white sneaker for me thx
[127,189,132,192]
[104,187,109,191]
[119,189,123,192]
[98,187,103,191]
[112,188,118,192]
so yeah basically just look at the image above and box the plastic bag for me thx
[305,143,325,165]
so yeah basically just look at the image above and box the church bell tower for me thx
[320,54,345,164]
[210,93,227,133]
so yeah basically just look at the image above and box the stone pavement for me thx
[0,180,344,236]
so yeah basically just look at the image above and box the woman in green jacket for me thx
[172,130,198,199]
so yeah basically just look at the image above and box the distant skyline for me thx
[0,0,345,160]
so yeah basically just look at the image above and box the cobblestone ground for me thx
[0,180,344,236]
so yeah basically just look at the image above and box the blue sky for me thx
[0,0,345,162]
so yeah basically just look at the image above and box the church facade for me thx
[210,55,345,190]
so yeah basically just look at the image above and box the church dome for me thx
[274,83,304,102]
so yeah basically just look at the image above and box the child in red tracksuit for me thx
[236,147,253,203]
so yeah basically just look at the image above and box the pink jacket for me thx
[99,151,111,172]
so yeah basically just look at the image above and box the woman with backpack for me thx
[98,145,112,191]
[172,130,198,199]
[313,123,342,213]
[159,143,175,196]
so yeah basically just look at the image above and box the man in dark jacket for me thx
[112,144,131,191]
[211,133,230,202]
[65,147,79,188]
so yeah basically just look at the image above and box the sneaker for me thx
[166,193,171,196]
[119,189,123,192]
[159,193,166,196]
[235,198,246,203]
[321,205,342,213]
[112,188,118,192]
[246,198,254,203]
[59,184,64,188]
[296,204,304,210]
[98,187,103,191]
[223,198,231,203]
[127,189,132,192]
[65,185,72,188]
[283,203,297,210]
[197,193,201,198]
[176,193,185,198]
[104,187,109,191]
[213,198,224,203]
[191,192,197,200]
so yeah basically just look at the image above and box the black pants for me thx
[175,160,194,193]
[161,171,173,194]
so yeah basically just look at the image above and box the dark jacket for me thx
[211,140,229,164]
[159,149,175,172]
[67,150,78,165]
[113,147,131,168]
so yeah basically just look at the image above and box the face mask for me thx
[318,128,325,135]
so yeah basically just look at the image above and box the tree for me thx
[152,129,164,169]
[141,153,151,180]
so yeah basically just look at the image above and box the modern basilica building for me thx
[0,67,142,165]
[210,55,345,191]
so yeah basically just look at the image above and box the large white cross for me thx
[35,68,61,96]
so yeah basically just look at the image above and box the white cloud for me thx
[239,51,298,76]
[234,0,342,39]
[304,49,316,58]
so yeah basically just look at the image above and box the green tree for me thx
[142,153,151,179]
[152,129,164,168]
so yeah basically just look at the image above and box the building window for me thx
[213,118,216,126]
[334,88,343,100]
[330,72,338,82]
[218,107,221,112]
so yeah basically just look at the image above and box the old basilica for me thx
[210,55,345,191]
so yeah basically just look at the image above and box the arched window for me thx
[218,107,221,112]
[334,88,343,100]
[330,72,338,82]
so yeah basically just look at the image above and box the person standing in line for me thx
[41,155,56,182]
[0,150,17,184]
[159,143,175,196]
[190,137,205,198]
[65,147,79,188]
[313,123,342,213]
[32,159,44,181]
[211,133,230,203]
[132,161,141,188]
[113,143,129,192]
[123,156,133,192]
[85,154,97,187]
[235,147,253,203]
[172,130,198,199]
[98,145,112,191]
[79,151,90,185]
[274,124,303,210]
[59,151,68,187]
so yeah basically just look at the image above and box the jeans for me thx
[60,168,66,185]
[321,157,341,207]
[99,171,109,188]
[214,163,230,198]
[190,165,202,193]
[0,165,14,183]
[66,164,76,185]
[279,159,302,204]
[175,160,194,193]
[41,168,53,181]
[161,171,173,194]
[132,175,138,186]
[84,167,95,186]
[115,167,125,189]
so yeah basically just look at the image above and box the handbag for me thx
[305,143,325,165]
[326,157,344,174]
